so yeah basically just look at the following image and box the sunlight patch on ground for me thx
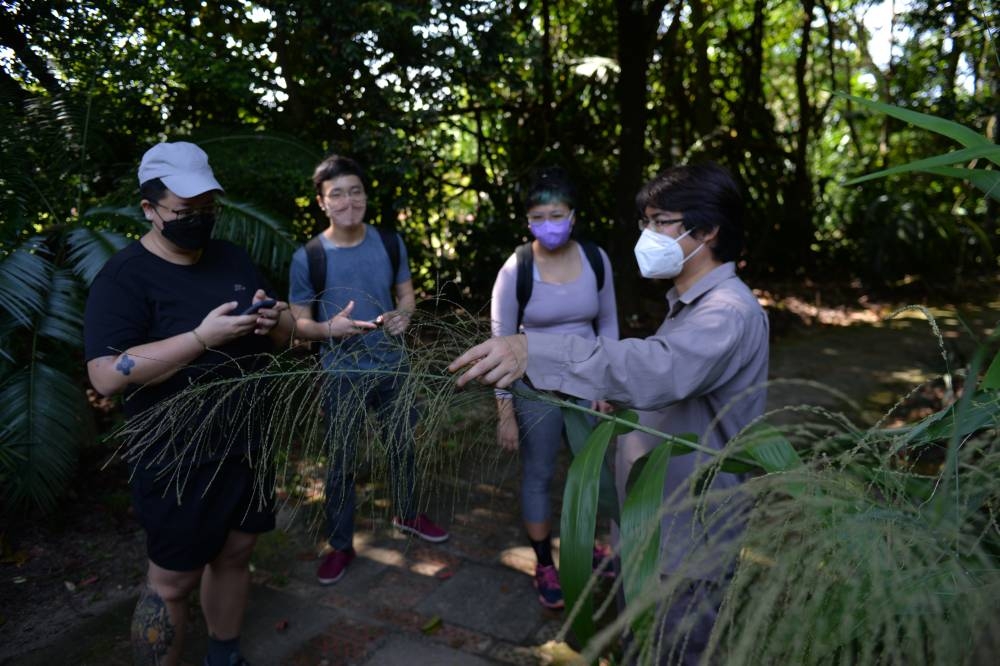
[499,546,536,575]
[362,546,406,567]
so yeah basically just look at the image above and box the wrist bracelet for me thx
[191,329,209,350]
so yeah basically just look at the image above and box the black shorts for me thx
[131,456,275,571]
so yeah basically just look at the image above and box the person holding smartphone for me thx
[287,155,448,587]
[84,142,292,666]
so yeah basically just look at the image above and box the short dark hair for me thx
[139,177,169,203]
[524,166,577,211]
[635,162,744,262]
[312,155,365,196]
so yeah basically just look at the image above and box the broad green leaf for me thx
[562,406,620,522]
[981,347,1000,390]
[902,397,999,447]
[559,418,619,644]
[924,167,1000,203]
[844,145,1000,186]
[742,423,802,472]
[619,437,684,606]
[835,92,992,149]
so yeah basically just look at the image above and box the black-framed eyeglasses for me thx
[153,202,222,220]
[637,215,684,231]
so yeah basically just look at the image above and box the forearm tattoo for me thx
[116,353,136,376]
[131,584,176,664]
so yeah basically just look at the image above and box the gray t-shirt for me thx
[289,225,410,372]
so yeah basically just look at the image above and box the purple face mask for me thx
[529,218,573,250]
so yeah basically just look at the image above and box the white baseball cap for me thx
[137,142,224,198]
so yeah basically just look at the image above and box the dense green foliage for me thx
[1,2,997,510]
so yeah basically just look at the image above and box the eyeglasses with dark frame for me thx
[637,215,685,232]
[152,201,222,220]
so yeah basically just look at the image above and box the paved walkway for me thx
[12,452,591,666]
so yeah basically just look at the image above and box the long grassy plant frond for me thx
[104,299,500,529]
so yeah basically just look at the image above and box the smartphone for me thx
[240,298,277,316]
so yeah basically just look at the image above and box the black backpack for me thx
[514,240,606,332]
[304,227,401,320]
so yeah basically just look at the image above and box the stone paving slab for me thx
[359,635,495,666]
[415,562,551,644]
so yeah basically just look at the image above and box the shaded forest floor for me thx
[2,277,998,663]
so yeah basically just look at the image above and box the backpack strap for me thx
[514,242,534,332]
[305,227,402,321]
[579,239,605,292]
[305,234,326,321]
[375,227,401,282]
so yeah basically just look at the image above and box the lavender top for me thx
[491,241,619,399]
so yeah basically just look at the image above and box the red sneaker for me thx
[316,548,355,585]
[392,514,450,543]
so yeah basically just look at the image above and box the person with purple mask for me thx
[490,167,619,609]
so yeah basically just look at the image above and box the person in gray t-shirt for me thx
[289,155,450,587]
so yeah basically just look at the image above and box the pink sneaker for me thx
[533,564,565,610]
[392,514,450,543]
[316,548,355,585]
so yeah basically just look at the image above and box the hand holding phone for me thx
[240,298,277,316]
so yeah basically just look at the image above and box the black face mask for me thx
[161,213,216,250]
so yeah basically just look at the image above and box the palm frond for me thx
[0,237,53,328]
[214,197,298,277]
[0,362,89,512]
[35,267,84,348]
[65,226,132,286]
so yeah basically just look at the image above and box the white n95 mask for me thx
[633,227,704,279]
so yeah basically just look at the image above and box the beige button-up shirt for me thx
[525,262,769,577]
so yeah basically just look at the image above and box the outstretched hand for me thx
[325,300,378,339]
[448,335,528,389]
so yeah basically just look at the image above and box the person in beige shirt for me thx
[451,162,769,663]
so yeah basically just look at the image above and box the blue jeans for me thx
[323,371,417,550]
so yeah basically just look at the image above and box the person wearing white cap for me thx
[83,141,293,666]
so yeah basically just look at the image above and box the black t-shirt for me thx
[84,239,274,467]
